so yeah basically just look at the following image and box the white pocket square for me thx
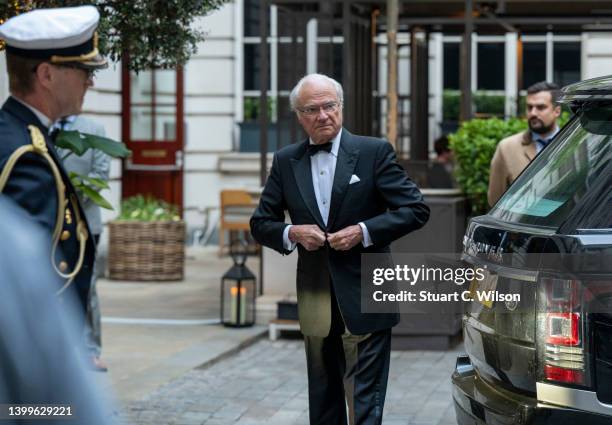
[349,174,360,184]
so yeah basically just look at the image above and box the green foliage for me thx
[443,90,508,121]
[118,195,180,222]
[57,130,130,210]
[69,172,113,210]
[243,97,276,122]
[56,131,130,158]
[449,117,527,215]
[0,0,229,72]
[443,91,461,121]
[449,112,572,215]
[474,93,506,116]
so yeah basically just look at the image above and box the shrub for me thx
[117,195,180,222]
[443,90,507,121]
[449,112,571,215]
[449,118,526,215]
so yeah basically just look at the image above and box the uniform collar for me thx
[10,96,53,129]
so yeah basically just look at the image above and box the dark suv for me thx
[452,75,612,424]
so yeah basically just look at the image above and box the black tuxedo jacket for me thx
[0,97,95,311]
[251,128,429,336]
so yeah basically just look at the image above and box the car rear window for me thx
[489,103,612,228]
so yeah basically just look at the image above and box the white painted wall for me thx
[183,1,259,234]
[582,33,612,80]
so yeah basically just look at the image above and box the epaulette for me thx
[0,125,88,293]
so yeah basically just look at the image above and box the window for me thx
[443,42,460,90]
[554,42,581,87]
[490,105,612,228]
[477,42,505,90]
[129,69,177,141]
[523,42,546,89]
[244,0,260,37]
[244,44,261,91]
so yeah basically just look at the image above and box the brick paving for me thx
[119,338,461,425]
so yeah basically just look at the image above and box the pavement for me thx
[95,246,461,424]
[96,247,266,403]
[120,339,461,425]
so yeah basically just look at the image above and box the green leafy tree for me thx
[1,0,228,71]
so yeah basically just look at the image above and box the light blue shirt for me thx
[532,126,560,154]
[282,130,372,251]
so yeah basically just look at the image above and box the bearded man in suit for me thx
[487,81,561,206]
[250,73,430,425]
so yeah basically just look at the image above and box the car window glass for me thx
[490,104,612,228]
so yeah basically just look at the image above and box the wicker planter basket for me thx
[107,220,185,281]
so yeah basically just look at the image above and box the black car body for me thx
[452,75,612,424]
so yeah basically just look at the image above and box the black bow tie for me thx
[308,142,333,156]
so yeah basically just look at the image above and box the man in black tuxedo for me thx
[250,73,430,424]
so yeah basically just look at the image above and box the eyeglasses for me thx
[296,101,341,116]
[57,64,97,79]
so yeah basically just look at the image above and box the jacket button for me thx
[58,261,68,272]
[61,230,71,241]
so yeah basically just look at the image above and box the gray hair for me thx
[289,73,344,111]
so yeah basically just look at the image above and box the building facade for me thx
[1,1,612,239]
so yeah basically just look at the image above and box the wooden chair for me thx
[219,189,257,255]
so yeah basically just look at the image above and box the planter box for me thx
[108,220,185,281]
[239,122,290,152]
[391,190,468,349]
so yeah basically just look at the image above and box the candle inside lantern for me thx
[240,286,247,323]
[230,286,238,323]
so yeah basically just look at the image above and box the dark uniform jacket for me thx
[0,96,94,311]
[250,129,430,336]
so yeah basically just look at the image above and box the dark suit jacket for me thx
[0,97,95,311]
[251,129,430,336]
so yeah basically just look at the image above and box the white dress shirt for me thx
[282,130,372,251]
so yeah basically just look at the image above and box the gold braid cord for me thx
[0,125,88,294]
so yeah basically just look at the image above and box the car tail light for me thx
[540,279,587,386]
[544,365,584,384]
[547,313,580,346]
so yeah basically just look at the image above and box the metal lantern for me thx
[220,240,256,327]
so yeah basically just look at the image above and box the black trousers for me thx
[303,289,392,425]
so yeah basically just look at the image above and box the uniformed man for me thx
[0,6,108,313]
